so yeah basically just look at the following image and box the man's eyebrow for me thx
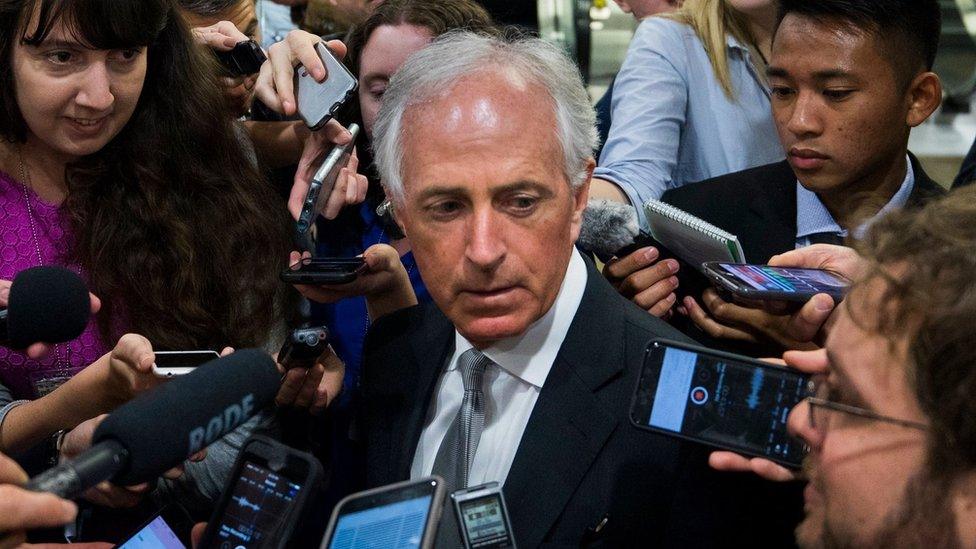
[766,66,857,82]
[825,347,870,408]
[413,180,550,201]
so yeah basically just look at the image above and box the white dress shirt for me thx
[410,248,588,486]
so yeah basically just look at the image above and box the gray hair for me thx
[372,31,599,203]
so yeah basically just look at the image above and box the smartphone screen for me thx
[631,341,812,467]
[714,263,848,298]
[209,462,304,548]
[116,515,186,549]
[458,494,513,548]
[325,478,440,549]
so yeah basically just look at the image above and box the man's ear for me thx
[906,71,942,128]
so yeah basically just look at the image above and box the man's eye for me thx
[369,86,386,100]
[823,89,853,100]
[509,196,538,212]
[771,86,794,99]
[430,201,463,217]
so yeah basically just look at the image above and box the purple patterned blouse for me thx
[0,170,110,399]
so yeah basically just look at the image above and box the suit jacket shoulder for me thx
[661,161,798,263]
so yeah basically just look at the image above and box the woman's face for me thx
[358,23,432,139]
[11,18,147,162]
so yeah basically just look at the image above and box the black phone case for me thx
[280,258,364,285]
[215,40,267,76]
[197,435,323,549]
[629,339,811,469]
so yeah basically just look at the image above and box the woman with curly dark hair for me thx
[0,0,294,388]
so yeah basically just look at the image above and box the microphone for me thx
[1,266,91,349]
[26,349,280,498]
[577,199,653,261]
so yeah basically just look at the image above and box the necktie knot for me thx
[458,348,491,392]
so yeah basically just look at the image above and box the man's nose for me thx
[788,399,822,451]
[465,208,506,270]
[784,92,823,138]
[75,62,115,112]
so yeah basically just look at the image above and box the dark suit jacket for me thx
[661,154,946,264]
[359,257,802,547]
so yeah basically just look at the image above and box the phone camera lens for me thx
[304,335,318,345]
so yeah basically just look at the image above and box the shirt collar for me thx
[451,248,588,389]
[796,154,915,241]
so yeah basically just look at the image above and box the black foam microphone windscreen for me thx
[93,348,280,486]
[3,266,90,349]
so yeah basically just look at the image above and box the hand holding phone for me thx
[631,340,813,468]
[294,123,360,250]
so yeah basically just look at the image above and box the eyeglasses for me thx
[807,397,929,437]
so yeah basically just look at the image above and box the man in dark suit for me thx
[606,0,946,351]
[355,31,801,547]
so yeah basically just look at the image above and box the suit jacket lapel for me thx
[503,261,624,547]
[371,306,455,486]
[745,161,797,262]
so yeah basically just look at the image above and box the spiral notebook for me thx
[643,199,746,272]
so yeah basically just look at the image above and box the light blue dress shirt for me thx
[595,17,784,228]
[795,155,915,248]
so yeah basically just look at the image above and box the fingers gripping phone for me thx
[703,262,850,303]
[152,350,220,378]
[294,122,361,250]
[631,340,813,468]
[295,42,358,130]
[319,477,445,549]
[277,326,329,370]
[197,436,323,549]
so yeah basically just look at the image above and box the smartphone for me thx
[319,477,445,549]
[295,42,358,130]
[280,257,366,285]
[113,505,194,548]
[152,350,220,378]
[450,482,517,549]
[277,326,329,370]
[702,262,850,303]
[294,123,361,249]
[630,339,813,468]
[214,39,267,76]
[197,436,323,549]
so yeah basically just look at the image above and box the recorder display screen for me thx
[644,346,810,464]
[459,495,511,547]
[212,462,303,548]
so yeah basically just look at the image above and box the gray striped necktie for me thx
[432,348,492,547]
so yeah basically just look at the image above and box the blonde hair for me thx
[663,0,763,98]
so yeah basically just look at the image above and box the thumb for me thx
[787,294,835,342]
